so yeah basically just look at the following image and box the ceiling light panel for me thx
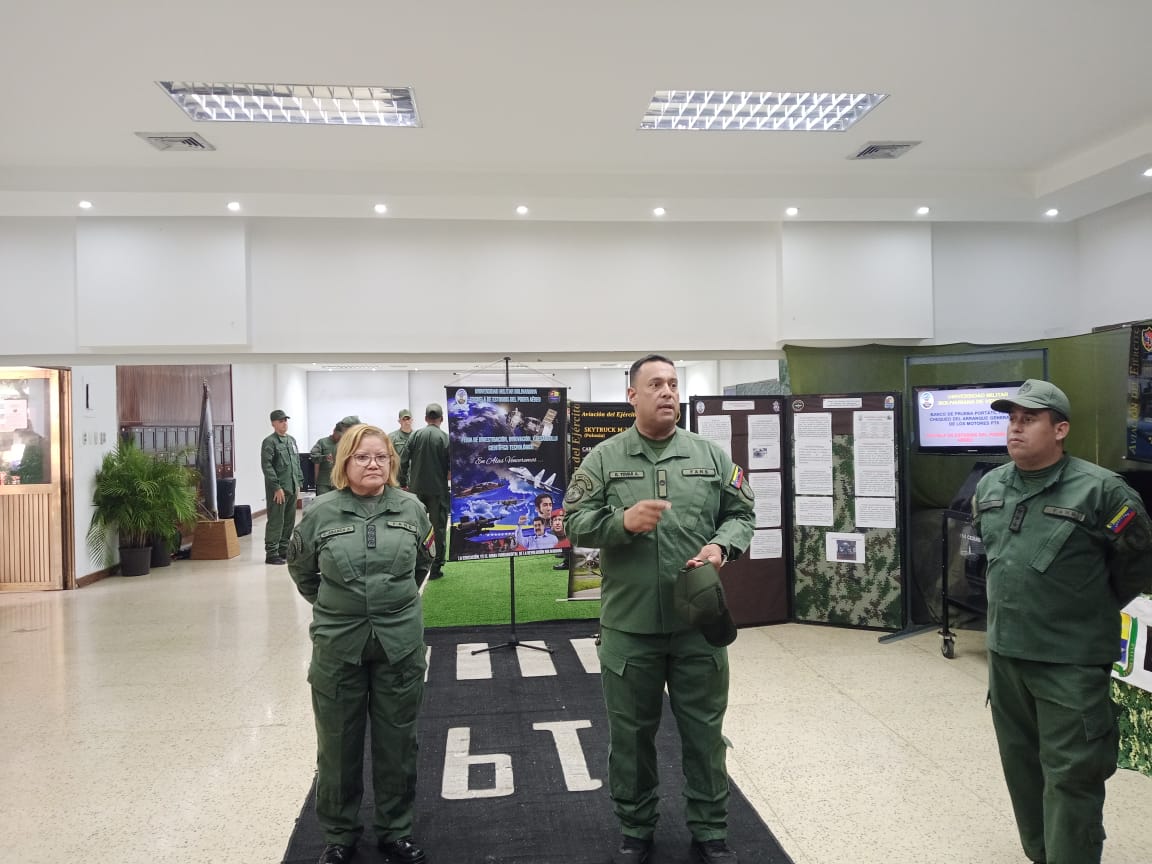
[157,82,421,127]
[640,90,887,132]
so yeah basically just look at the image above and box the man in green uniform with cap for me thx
[310,420,348,496]
[974,379,1152,864]
[400,404,449,579]
[261,409,304,565]
[389,409,415,468]
[564,354,755,864]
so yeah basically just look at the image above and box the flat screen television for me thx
[912,382,1022,454]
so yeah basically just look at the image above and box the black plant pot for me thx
[150,539,172,568]
[119,546,152,577]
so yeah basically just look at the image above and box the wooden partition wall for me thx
[116,365,234,474]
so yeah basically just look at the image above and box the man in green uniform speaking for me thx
[261,409,304,565]
[564,354,755,864]
[400,404,450,580]
[974,379,1152,864]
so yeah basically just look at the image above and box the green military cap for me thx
[674,563,737,647]
[991,379,1071,420]
[270,409,289,421]
[398,408,413,420]
[425,403,443,419]
[340,415,361,427]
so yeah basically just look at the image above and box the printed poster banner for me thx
[1114,595,1152,695]
[566,402,637,599]
[446,386,567,561]
[1126,323,1152,462]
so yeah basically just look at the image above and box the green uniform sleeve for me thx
[1104,481,1152,606]
[563,447,634,549]
[286,520,319,604]
[709,454,756,561]
[415,501,434,581]
[310,438,324,464]
[260,437,279,487]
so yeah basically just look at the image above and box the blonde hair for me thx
[331,424,399,490]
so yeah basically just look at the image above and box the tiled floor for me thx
[1,521,1149,864]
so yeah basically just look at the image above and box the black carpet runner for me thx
[283,620,792,864]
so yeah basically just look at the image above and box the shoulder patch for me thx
[683,468,717,477]
[728,465,745,489]
[564,471,596,507]
[1107,504,1136,534]
[319,525,356,539]
[1042,506,1085,522]
[608,470,645,479]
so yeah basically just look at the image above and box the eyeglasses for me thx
[351,453,390,467]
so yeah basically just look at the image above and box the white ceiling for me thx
[3,0,1152,223]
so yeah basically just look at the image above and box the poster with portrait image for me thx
[446,386,567,561]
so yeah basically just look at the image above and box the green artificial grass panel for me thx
[422,553,601,628]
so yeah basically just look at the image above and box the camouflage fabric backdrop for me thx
[793,434,902,629]
[1113,680,1152,778]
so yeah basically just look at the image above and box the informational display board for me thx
[1126,322,1152,462]
[788,392,903,630]
[689,395,790,626]
[565,402,637,599]
[445,386,567,560]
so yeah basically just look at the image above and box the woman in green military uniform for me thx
[287,424,434,864]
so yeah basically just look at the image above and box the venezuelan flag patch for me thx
[422,526,436,550]
[729,465,744,489]
[1106,504,1136,534]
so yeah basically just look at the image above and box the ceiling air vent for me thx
[850,141,920,160]
[135,132,216,151]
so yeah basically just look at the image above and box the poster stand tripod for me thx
[473,356,554,657]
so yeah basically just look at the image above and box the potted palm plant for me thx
[87,441,198,576]
[147,449,200,567]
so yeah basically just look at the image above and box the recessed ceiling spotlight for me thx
[785,206,799,217]
[373,203,388,215]
[226,201,241,212]
[78,200,93,210]
[515,205,529,216]
[1143,168,1152,177]
[916,206,930,216]
[652,207,666,217]
[1044,208,1059,217]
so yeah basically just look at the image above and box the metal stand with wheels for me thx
[939,509,988,659]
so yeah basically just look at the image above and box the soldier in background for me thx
[400,404,450,580]
[260,409,303,565]
[310,420,348,496]
[389,409,415,469]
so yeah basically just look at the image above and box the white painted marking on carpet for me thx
[457,644,493,680]
[533,721,602,791]
[570,637,600,673]
[425,645,432,682]
[515,642,556,677]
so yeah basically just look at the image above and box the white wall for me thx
[248,219,779,355]
[70,365,120,577]
[307,370,410,438]
[931,222,1079,344]
[75,219,248,347]
[588,368,629,401]
[231,363,276,511]
[1076,193,1152,330]
[0,218,77,354]
[780,223,934,342]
